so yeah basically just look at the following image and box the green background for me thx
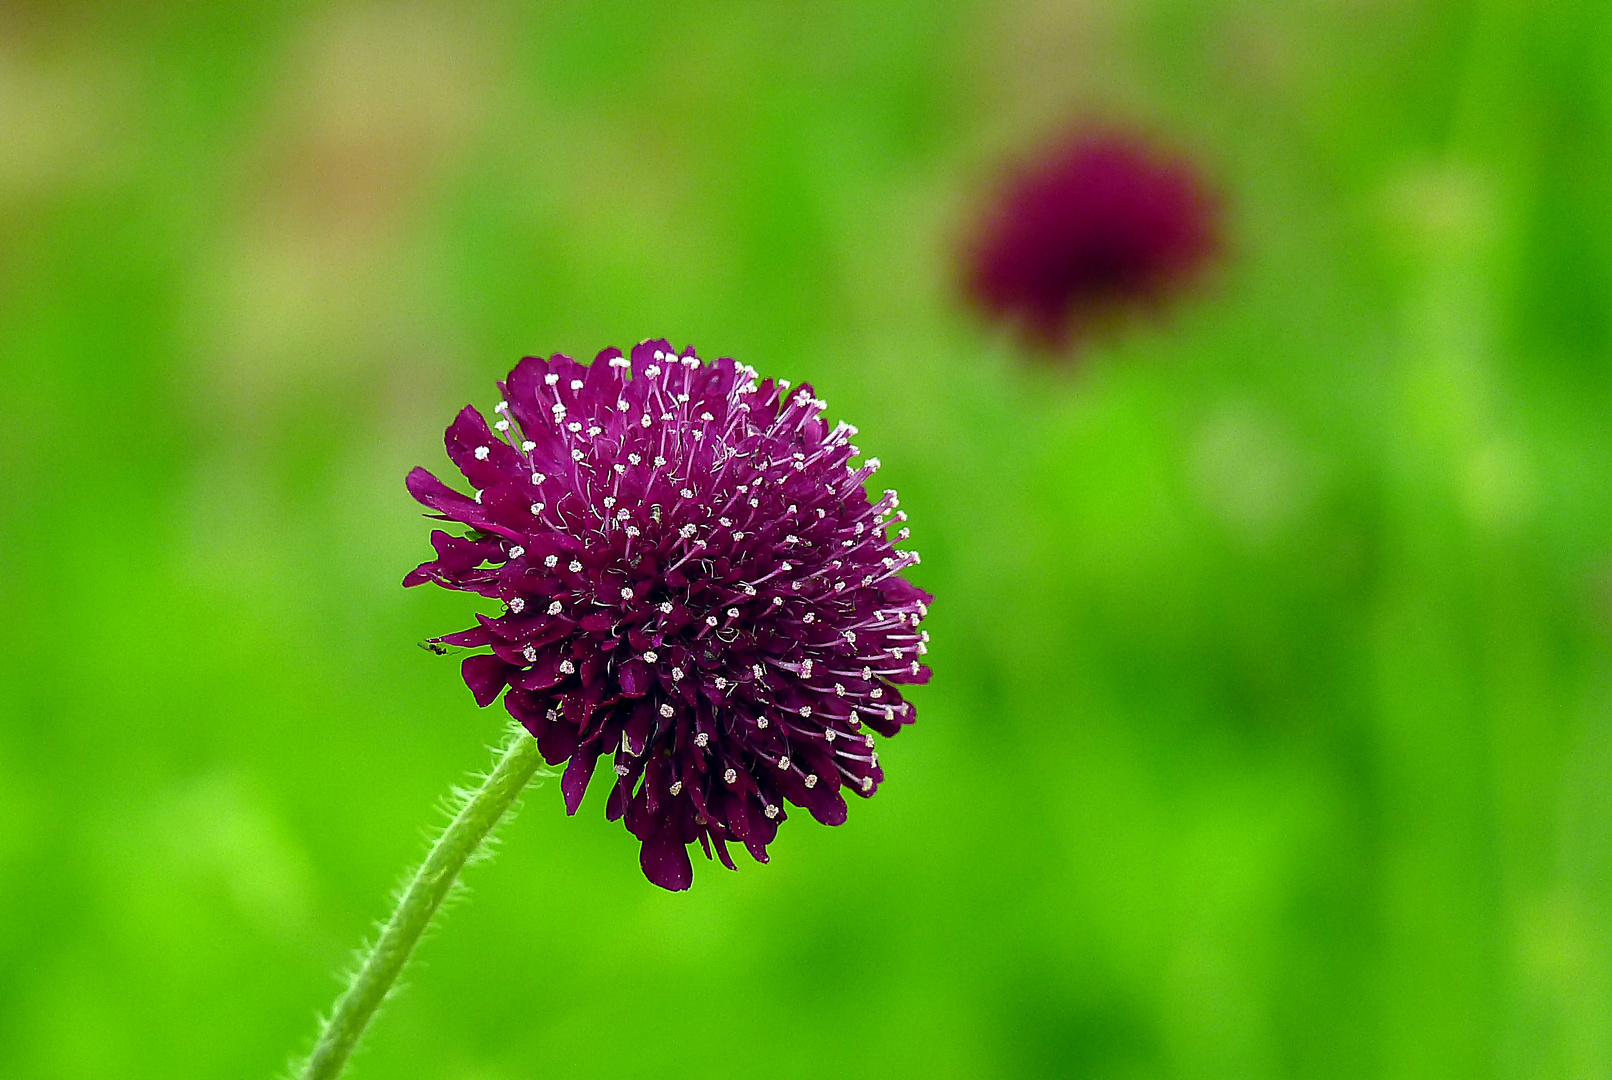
[3,2,1611,1077]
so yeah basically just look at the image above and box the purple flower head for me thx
[964,125,1222,349]
[405,341,932,890]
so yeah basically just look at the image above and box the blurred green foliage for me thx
[3,2,1612,1077]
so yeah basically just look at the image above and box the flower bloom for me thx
[405,341,932,890]
[964,126,1221,348]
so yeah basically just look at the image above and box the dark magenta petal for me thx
[640,830,693,891]
[461,654,511,707]
[561,752,597,816]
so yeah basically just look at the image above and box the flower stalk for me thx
[295,730,548,1080]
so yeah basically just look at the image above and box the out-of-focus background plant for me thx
[2,2,1611,1077]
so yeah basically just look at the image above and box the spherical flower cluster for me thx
[964,125,1221,349]
[405,341,932,890]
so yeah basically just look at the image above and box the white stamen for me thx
[659,702,675,717]
[474,445,490,460]
[559,659,575,674]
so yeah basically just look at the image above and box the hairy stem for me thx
[295,729,548,1080]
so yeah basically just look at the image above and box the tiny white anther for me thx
[508,597,526,613]
[625,526,640,537]
[643,650,658,663]
[571,449,584,461]
[843,630,856,644]
[719,517,732,527]
[705,616,718,627]
[474,445,490,460]
[694,731,709,747]
[559,659,575,674]
[521,440,536,452]
[804,774,818,788]
[672,667,684,680]
[494,419,510,432]
[617,399,629,411]
[474,491,482,503]
[912,661,921,674]
[659,601,674,613]
[778,756,791,770]
[628,453,641,465]
[679,524,697,539]
[764,804,779,818]
[640,414,651,427]
[861,666,872,679]
[547,600,563,615]
[757,716,769,729]
[669,780,683,796]
[715,677,729,690]
[532,472,546,483]
[700,412,714,422]
[801,611,813,622]
[522,645,537,662]
[802,659,813,676]
[544,554,558,567]
[772,596,784,606]
[723,768,737,784]
[871,687,884,699]
[508,545,525,559]
[653,456,666,467]
[660,703,675,718]
[798,705,812,717]
[613,464,626,476]
[588,426,602,437]
[614,763,629,776]
[861,776,873,792]
[825,728,836,741]
[567,422,582,433]
[617,509,630,521]
[570,379,583,391]
[569,560,582,572]
[544,373,559,386]
[834,683,845,696]
[726,607,739,618]
[644,365,661,378]
[620,587,633,600]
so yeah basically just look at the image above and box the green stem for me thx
[295,729,548,1080]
